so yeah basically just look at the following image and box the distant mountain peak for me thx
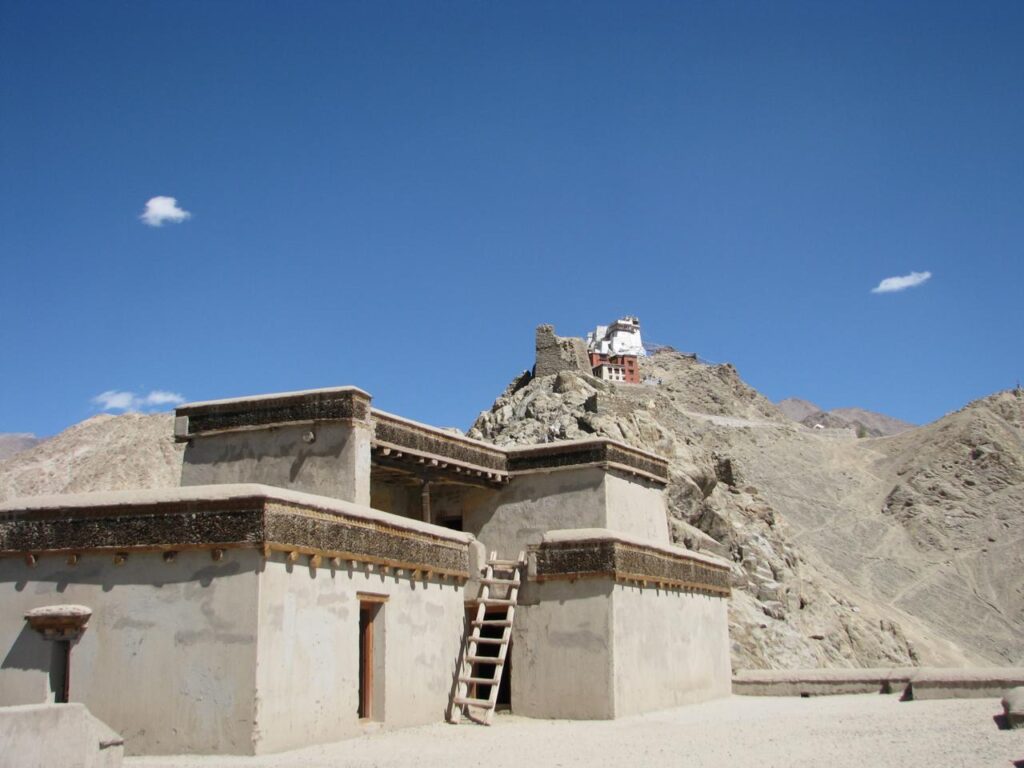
[777,398,822,423]
[0,433,43,461]
[776,399,914,437]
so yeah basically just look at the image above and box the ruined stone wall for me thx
[534,324,591,378]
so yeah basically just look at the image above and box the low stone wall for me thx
[0,703,123,768]
[733,668,914,697]
[733,667,1024,700]
[908,668,1024,700]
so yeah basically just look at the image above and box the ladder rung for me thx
[480,598,515,606]
[459,675,497,685]
[481,577,517,585]
[472,619,512,627]
[467,654,504,665]
[488,560,523,568]
[469,636,505,645]
[453,696,493,708]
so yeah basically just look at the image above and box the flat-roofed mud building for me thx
[0,386,731,755]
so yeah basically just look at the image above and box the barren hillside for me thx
[0,413,183,503]
[830,407,914,436]
[730,387,1023,665]
[470,350,1023,668]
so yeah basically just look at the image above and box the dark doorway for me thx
[465,607,512,710]
[53,641,70,703]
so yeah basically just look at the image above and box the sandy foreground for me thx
[129,694,1023,768]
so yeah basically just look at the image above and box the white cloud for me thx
[143,390,186,406]
[93,391,137,411]
[870,271,932,294]
[92,390,186,412]
[140,196,191,227]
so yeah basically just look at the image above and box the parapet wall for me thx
[0,485,473,579]
[506,440,669,486]
[531,528,731,597]
[174,387,372,438]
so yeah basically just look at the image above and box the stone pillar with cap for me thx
[24,604,92,704]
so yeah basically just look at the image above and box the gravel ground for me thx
[129,694,1023,768]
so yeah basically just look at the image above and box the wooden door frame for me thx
[358,594,387,721]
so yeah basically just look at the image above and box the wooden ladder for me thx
[448,551,526,725]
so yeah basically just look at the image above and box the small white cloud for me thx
[92,390,185,412]
[142,390,186,407]
[93,391,137,411]
[140,196,191,227]
[871,271,932,294]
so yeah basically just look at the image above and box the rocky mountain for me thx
[470,350,1023,669]
[0,433,43,461]
[869,391,1023,662]
[778,398,914,437]
[829,407,915,436]
[0,413,183,504]
[777,398,822,423]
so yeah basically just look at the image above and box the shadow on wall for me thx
[4,556,251,593]
[1,623,64,699]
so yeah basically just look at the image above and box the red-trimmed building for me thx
[586,316,646,384]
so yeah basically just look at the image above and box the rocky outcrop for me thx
[470,351,924,670]
[472,349,1023,669]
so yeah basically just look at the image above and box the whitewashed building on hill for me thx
[586,316,647,383]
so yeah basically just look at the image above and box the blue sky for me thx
[1,1,1021,437]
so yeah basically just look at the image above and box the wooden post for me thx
[421,480,432,525]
